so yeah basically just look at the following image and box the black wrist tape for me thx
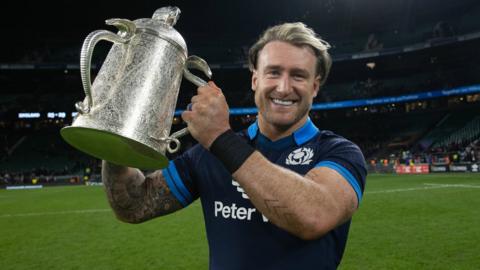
[210,129,255,174]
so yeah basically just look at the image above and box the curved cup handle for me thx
[76,19,136,114]
[161,56,212,154]
[183,55,212,87]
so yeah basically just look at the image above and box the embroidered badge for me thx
[286,147,314,165]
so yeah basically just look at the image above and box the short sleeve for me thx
[161,145,202,207]
[315,139,367,205]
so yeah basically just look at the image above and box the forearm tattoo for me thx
[102,162,182,223]
[264,199,295,227]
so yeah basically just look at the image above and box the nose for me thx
[276,74,293,94]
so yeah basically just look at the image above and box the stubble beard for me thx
[259,98,311,132]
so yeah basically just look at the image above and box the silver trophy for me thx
[61,7,211,169]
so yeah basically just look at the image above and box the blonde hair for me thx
[248,22,332,86]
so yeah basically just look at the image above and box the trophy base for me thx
[60,126,168,170]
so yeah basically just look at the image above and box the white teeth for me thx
[272,99,293,106]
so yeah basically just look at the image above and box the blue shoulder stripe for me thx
[167,162,193,204]
[315,161,363,204]
[162,164,187,207]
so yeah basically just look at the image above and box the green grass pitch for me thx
[1,173,479,269]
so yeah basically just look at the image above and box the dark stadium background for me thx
[1,1,480,269]
[2,0,478,181]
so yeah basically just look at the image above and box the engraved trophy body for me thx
[61,7,210,169]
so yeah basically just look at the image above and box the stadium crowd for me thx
[1,14,480,186]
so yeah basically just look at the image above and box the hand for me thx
[182,81,231,149]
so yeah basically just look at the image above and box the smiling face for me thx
[251,41,321,139]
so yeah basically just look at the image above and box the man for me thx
[102,22,366,269]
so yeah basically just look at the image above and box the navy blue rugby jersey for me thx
[161,117,367,270]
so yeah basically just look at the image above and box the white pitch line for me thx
[2,183,479,217]
[366,185,449,194]
[424,183,480,189]
[0,208,111,218]
[366,183,480,194]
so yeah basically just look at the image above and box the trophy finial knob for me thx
[153,6,181,26]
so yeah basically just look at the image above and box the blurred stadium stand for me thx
[1,0,480,186]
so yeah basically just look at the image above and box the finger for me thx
[208,81,222,92]
[181,110,194,122]
[197,84,212,95]
[191,95,200,104]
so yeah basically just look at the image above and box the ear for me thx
[312,75,321,98]
[251,70,258,92]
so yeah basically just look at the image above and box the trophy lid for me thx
[152,6,181,26]
[134,6,187,56]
